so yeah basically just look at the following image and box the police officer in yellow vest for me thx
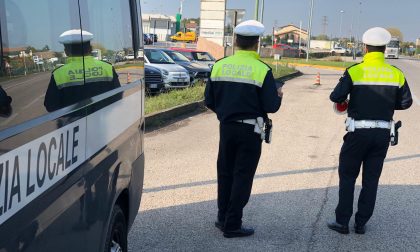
[44,29,120,112]
[205,20,282,238]
[328,27,413,235]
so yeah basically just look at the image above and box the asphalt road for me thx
[0,68,137,130]
[0,72,51,130]
[128,58,420,251]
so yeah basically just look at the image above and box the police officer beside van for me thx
[44,29,120,112]
[205,20,283,238]
[328,27,413,234]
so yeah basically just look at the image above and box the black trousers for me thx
[217,122,262,231]
[335,129,390,226]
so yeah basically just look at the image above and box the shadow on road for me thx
[129,185,420,251]
[143,154,420,194]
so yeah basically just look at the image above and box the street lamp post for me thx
[339,10,344,41]
[306,0,314,62]
[254,0,260,21]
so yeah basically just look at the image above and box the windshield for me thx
[163,50,190,62]
[194,52,215,61]
[145,50,174,64]
[387,40,399,48]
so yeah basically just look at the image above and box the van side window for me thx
[79,0,143,86]
[0,0,81,130]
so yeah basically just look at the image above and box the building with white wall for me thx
[142,14,176,41]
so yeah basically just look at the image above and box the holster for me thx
[390,121,402,146]
[264,118,273,144]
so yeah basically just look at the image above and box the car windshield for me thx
[163,50,190,62]
[387,40,399,48]
[194,52,215,61]
[177,51,194,60]
[145,50,174,64]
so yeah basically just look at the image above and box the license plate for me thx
[176,78,184,82]
[150,84,157,88]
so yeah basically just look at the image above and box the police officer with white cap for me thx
[44,29,120,112]
[328,27,413,234]
[205,20,283,238]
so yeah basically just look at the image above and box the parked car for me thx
[145,65,164,94]
[330,46,349,55]
[144,48,190,89]
[273,43,295,50]
[159,49,211,83]
[124,52,135,60]
[170,48,216,68]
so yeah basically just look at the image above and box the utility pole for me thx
[259,0,265,23]
[179,0,184,15]
[299,20,302,49]
[322,16,328,35]
[339,10,345,41]
[307,0,314,62]
[273,20,278,47]
[254,0,260,21]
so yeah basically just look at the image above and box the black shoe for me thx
[327,221,349,234]
[354,224,366,234]
[215,221,224,232]
[223,226,254,238]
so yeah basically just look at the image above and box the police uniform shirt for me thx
[330,52,413,120]
[44,56,120,112]
[205,50,281,122]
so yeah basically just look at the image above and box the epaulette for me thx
[215,56,228,63]
[346,61,363,70]
[102,60,113,66]
[52,64,65,73]
[258,59,272,70]
[390,64,404,73]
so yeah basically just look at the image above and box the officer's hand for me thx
[277,87,283,97]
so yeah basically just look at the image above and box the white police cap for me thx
[58,29,93,44]
[234,20,265,37]
[362,27,391,46]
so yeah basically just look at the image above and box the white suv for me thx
[144,49,190,89]
[330,47,348,55]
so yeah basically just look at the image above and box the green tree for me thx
[386,27,403,42]
[262,35,272,44]
[314,34,329,40]
[42,45,50,51]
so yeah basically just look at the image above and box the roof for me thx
[142,13,176,22]
[275,24,308,35]
[3,47,27,53]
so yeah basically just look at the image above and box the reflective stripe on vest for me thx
[53,56,114,89]
[348,52,405,88]
[210,50,269,87]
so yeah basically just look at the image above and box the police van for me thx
[0,0,145,251]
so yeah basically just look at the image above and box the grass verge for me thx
[145,64,296,115]
[145,84,206,115]
[263,57,356,68]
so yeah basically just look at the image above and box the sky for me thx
[140,0,420,42]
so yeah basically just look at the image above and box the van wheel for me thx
[104,205,127,252]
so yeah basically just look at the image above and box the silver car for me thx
[144,49,190,89]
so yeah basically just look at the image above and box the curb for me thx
[145,100,206,132]
[277,70,303,82]
[145,71,302,132]
[287,62,346,71]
